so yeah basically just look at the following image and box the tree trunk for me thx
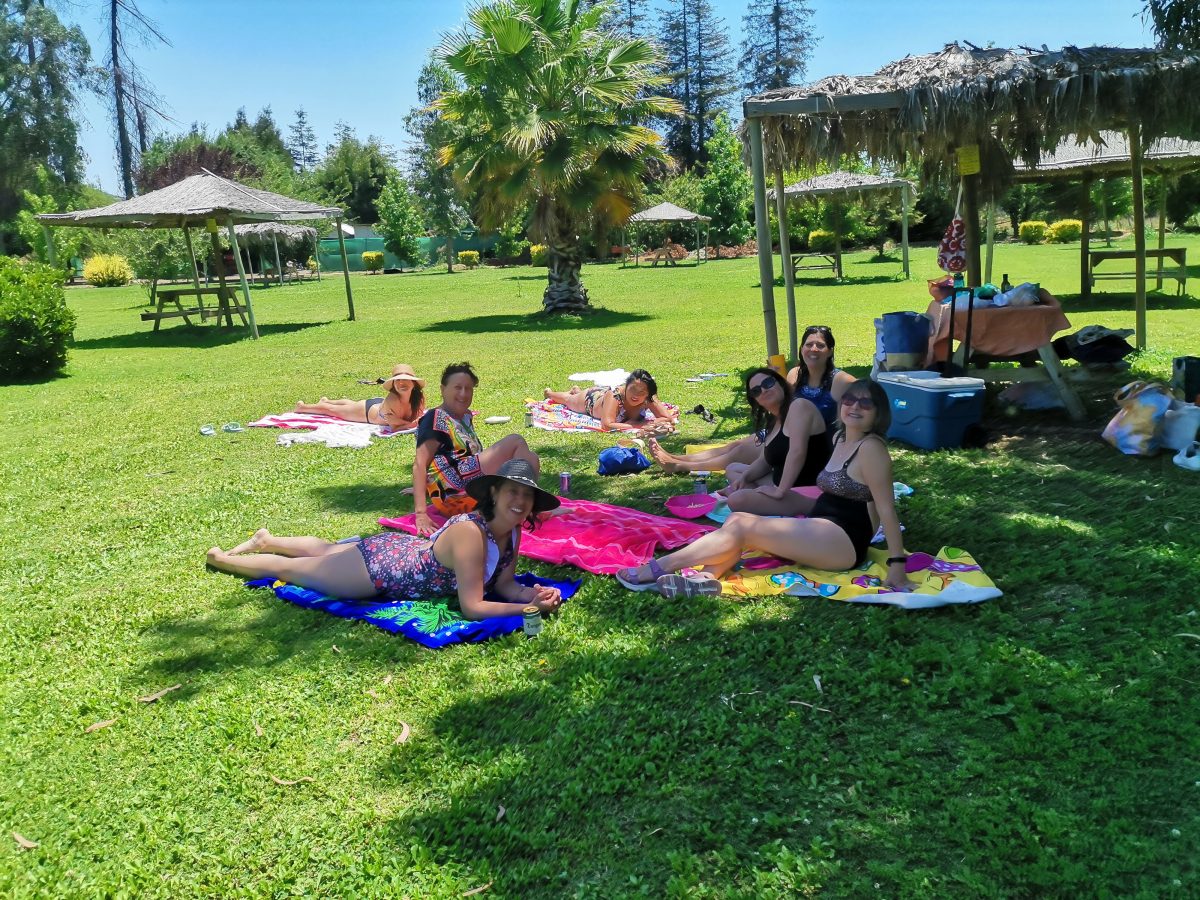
[543,241,589,313]
[445,234,455,274]
[111,0,135,198]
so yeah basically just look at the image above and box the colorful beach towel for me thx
[381,498,713,575]
[527,399,680,433]
[717,546,1000,609]
[250,411,416,438]
[246,573,581,649]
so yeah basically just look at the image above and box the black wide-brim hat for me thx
[465,459,560,513]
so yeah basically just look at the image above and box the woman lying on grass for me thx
[618,379,913,597]
[294,363,426,431]
[543,369,677,432]
[414,362,540,535]
[206,460,563,620]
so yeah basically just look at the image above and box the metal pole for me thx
[901,184,910,279]
[226,219,259,339]
[747,118,780,358]
[335,216,356,321]
[273,233,284,287]
[1129,125,1147,349]
[182,226,201,290]
[773,169,798,363]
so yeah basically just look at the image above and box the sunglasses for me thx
[841,394,875,410]
[804,325,832,333]
[748,375,779,399]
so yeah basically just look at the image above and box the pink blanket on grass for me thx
[248,411,416,436]
[379,498,713,575]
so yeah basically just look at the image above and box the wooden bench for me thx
[1089,247,1187,295]
[142,285,247,330]
[790,252,841,279]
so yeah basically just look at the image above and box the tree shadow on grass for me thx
[72,321,333,350]
[419,309,654,335]
[1052,289,1200,314]
[310,482,408,517]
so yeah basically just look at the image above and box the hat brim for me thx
[466,472,560,513]
[381,373,426,388]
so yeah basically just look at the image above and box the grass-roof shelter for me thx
[622,202,711,267]
[740,43,1200,354]
[232,223,320,288]
[39,171,356,339]
[1012,131,1200,299]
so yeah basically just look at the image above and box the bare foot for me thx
[228,528,271,555]
[543,387,553,399]
[648,438,684,473]
[206,546,224,566]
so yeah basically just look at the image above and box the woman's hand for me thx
[414,510,436,537]
[755,484,786,500]
[725,473,746,493]
[884,561,915,592]
[529,584,562,613]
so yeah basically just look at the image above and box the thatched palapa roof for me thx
[770,171,914,200]
[628,201,711,223]
[1012,131,1200,181]
[743,43,1200,194]
[232,222,319,250]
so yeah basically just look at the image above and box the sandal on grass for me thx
[656,572,722,599]
[615,559,667,592]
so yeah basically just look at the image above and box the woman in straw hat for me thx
[295,364,426,431]
[206,459,564,620]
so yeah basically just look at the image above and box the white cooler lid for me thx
[876,372,985,391]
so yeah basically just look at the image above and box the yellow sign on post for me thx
[205,218,219,234]
[957,144,981,176]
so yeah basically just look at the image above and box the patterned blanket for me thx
[526,399,679,433]
[246,572,581,648]
[718,546,1000,609]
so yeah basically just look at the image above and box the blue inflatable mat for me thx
[245,573,581,649]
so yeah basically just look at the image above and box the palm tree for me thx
[437,0,678,312]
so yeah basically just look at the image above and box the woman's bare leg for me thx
[720,462,773,491]
[543,387,589,414]
[725,488,816,516]
[478,433,541,476]
[228,528,343,557]
[649,436,758,473]
[206,542,378,598]
[294,398,370,422]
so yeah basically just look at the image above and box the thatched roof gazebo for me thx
[40,171,357,339]
[622,202,711,267]
[740,44,1200,353]
[233,223,319,288]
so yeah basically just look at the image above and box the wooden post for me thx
[259,250,269,288]
[748,118,780,358]
[273,234,284,287]
[41,223,58,272]
[984,201,995,285]
[226,219,259,339]
[335,216,356,321]
[1080,175,1092,301]
[1129,125,1147,349]
[182,227,201,290]
[773,169,798,363]
[962,173,983,287]
[832,202,843,280]
[900,184,910,279]
[1157,176,1168,291]
[1101,181,1112,247]
[208,228,229,313]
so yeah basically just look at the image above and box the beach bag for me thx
[936,185,967,274]
[597,446,651,475]
[1161,401,1200,451]
[1101,381,1174,456]
[880,311,931,372]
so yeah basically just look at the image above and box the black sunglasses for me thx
[841,394,875,410]
[748,375,778,399]
[804,325,832,334]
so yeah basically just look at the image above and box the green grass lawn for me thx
[2,237,1198,897]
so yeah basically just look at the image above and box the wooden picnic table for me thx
[643,246,678,267]
[1089,247,1187,295]
[790,251,841,279]
[141,285,248,330]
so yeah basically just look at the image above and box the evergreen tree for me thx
[288,108,318,172]
[312,127,397,223]
[698,112,752,255]
[660,0,736,169]
[740,0,817,95]
[376,176,426,270]
[251,106,291,161]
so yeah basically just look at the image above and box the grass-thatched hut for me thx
[233,223,319,287]
[741,43,1200,352]
[622,202,711,267]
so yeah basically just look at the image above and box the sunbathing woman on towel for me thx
[618,379,913,596]
[543,369,677,432]
[207,460,563,620]
[294,363,426,431]
[414,362,540,536]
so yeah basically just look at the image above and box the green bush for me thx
[83,254,133,287]
[530,244,549,266]
[1047,219,1083,243]
[458,250,480,269]
[808,229,836,252]
[0,257,77,380]
[1018,220,1048,244]
[361,251,384,273]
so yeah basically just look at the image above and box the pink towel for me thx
[248,411,415,436]
[379,498,714,575]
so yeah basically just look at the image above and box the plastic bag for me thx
[597,446,651,475]
[1101,381,1174,456]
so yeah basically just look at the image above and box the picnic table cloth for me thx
[925,290,1070,365]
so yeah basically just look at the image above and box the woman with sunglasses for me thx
[717,367,831,515]
[617,379,912,596]
[787,326,856,428]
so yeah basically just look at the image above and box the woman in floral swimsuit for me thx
[206,460,563,620]
[542,369,677,432]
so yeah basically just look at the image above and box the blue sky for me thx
[69,0,1153,195]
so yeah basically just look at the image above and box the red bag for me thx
[937,185,967,273]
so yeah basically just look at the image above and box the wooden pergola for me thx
[39,171,355,340]
[741,44,1200,353]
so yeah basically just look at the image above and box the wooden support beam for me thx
[1129,125,1147,349]
[335,216,356,321]
[774,168,798,363]
[182,227,201,290]
[901,185,910,279]
[1080,176,1092,301]
[748,119,780,358]
[962,173,982,287]
[226,219,259,338]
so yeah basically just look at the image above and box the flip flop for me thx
[199,424,216,436]
[656,572,722,599]
[222,422,245,433]
[665,493,718,519]
[615,559,666,592]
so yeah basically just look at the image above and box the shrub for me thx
[0,257,77,380]
[808,229,836,252]
[1018,220,1048,244]
[530,244,549,266]
[458,250,480,269]
[361,251,384,273]
[83,254,133,287]
[307,257,318,272]
[1047,219,1083,243]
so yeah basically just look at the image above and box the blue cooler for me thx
[876,372,985,450]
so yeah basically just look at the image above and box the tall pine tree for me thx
[660,0,736,169]
[740,0,817,95]
[288,108,318,172]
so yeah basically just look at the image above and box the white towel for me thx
[277,423,378,449]
[568,368,630,388]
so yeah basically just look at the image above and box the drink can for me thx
[559,472,571,496]
[524,410,533,428]
[693,471,710,495]
[522,606,542,637]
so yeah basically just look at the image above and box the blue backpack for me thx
[597,446,651,476]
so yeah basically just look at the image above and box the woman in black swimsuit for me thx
[617,379,913,596]
[720,367,830,515]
